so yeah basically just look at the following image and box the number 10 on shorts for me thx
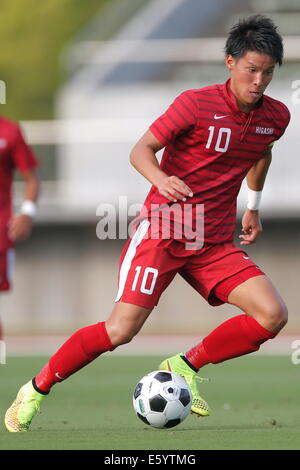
[132,266,158,295]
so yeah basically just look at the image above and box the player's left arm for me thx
[8,169,40,242]
[239,146,272,246]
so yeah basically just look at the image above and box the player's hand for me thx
[157,175,193,202]
[239,209,262,245]
[8,214,33,242]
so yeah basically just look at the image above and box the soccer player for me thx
[0,118,39,340]
[5,15,290,432]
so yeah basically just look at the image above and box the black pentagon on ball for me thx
[154,372,172,383]
[137,412,150,425]
[133,382,143,399]
[164,418,181,428]
[149,394,167,412]
[179,388,191,407]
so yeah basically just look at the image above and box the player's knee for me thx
[106,323,136,347]
[258,301,288,332]
[114,330,135,347]
[276,303,288,330]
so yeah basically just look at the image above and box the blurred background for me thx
[1,0,299,355]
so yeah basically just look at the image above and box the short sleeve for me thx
[10,124,38,173]
[149,90,198,146]
[276,103,291,140]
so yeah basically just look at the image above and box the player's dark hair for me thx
[225,15,283,66]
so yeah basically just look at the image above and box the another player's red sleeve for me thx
[10,124,38,173]
[149,90,198,146]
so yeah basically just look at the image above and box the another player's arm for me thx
[239,147,272,245]
[130,129,193,202]
[8,169,40,242]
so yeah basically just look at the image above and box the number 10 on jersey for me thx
[206,126,231,153]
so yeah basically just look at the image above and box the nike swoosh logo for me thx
[243,256,250,259]
[214,114,228,120]
[55,372,65,380]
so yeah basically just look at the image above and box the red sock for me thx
[185,342,210,370]
[34,322,114,393]
[185,314,277,370]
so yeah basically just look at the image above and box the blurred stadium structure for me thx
[3,0,300,343]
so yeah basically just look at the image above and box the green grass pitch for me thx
[1,354,300,450]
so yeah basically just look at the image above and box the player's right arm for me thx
[130,129,193,202]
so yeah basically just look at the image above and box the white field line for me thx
[3,334,299,357]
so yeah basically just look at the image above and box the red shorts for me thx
[0,250,15,292]
[115,221,265,309]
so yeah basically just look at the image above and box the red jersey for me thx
[139,79,290,244]
[0,118,38,251]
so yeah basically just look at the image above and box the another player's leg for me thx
[0,250,14,341]
[5,302,152,432]
[0,314,3,341]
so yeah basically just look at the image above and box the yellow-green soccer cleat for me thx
[158,353,210,417]
[5,380,46,432]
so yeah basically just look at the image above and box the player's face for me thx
[226,51,276,113]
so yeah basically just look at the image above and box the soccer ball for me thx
[133,370,192,428]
